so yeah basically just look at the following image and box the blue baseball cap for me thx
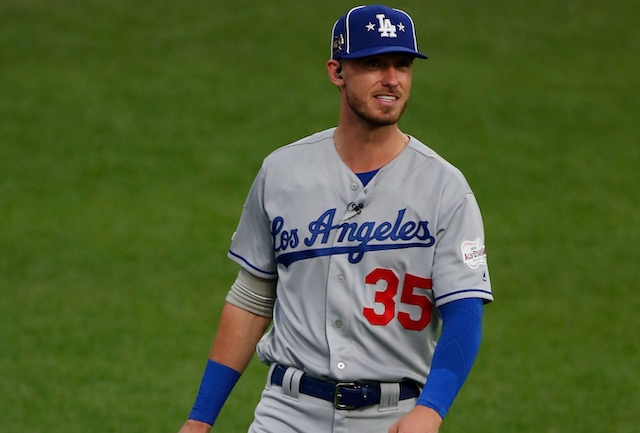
[331,5,428,60]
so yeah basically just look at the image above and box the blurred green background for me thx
[1,0,638,432]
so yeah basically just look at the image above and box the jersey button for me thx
[337,362,346,370]
[335,320,343,328]
[337,275,344,283]
[350,183,358,191]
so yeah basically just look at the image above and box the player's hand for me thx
[177,419,212,433]
[388,405,442,433]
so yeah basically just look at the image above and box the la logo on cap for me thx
[374,13,399,38]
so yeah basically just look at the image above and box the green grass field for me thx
[1,0,638,432]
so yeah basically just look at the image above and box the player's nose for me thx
[381,66,399,87]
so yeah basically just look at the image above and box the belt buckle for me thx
[334,382,361,410]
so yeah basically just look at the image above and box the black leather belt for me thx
[271,365,421,410]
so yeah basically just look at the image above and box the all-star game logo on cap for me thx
[331,4,428,60]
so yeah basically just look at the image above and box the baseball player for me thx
[177,4,493,433]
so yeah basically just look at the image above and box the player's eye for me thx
[396,57,414,69]
[363,58,381,68]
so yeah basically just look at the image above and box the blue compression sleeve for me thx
[417,298,483,419]
[189,359,241,426]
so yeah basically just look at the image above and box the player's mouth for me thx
[375,95,399,105]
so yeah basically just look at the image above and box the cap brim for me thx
[338,45,428,60]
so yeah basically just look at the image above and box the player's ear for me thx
[327,60,344,86]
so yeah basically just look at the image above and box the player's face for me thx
[341,54,414,127]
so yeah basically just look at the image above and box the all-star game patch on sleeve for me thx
[430,193,493,307]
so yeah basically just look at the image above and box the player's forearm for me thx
[183,303,272,429]
[208,302,272,372]
[417,298,483,418]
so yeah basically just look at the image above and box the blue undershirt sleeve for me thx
[416,297,483,419]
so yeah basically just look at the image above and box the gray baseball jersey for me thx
[228,128,493,385]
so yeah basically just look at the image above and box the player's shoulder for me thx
[405,135,454,168]
[265,128,335,160]
[405,136,471,187]
[256,128,335,176]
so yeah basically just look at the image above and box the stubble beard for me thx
[345,88,408,127]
